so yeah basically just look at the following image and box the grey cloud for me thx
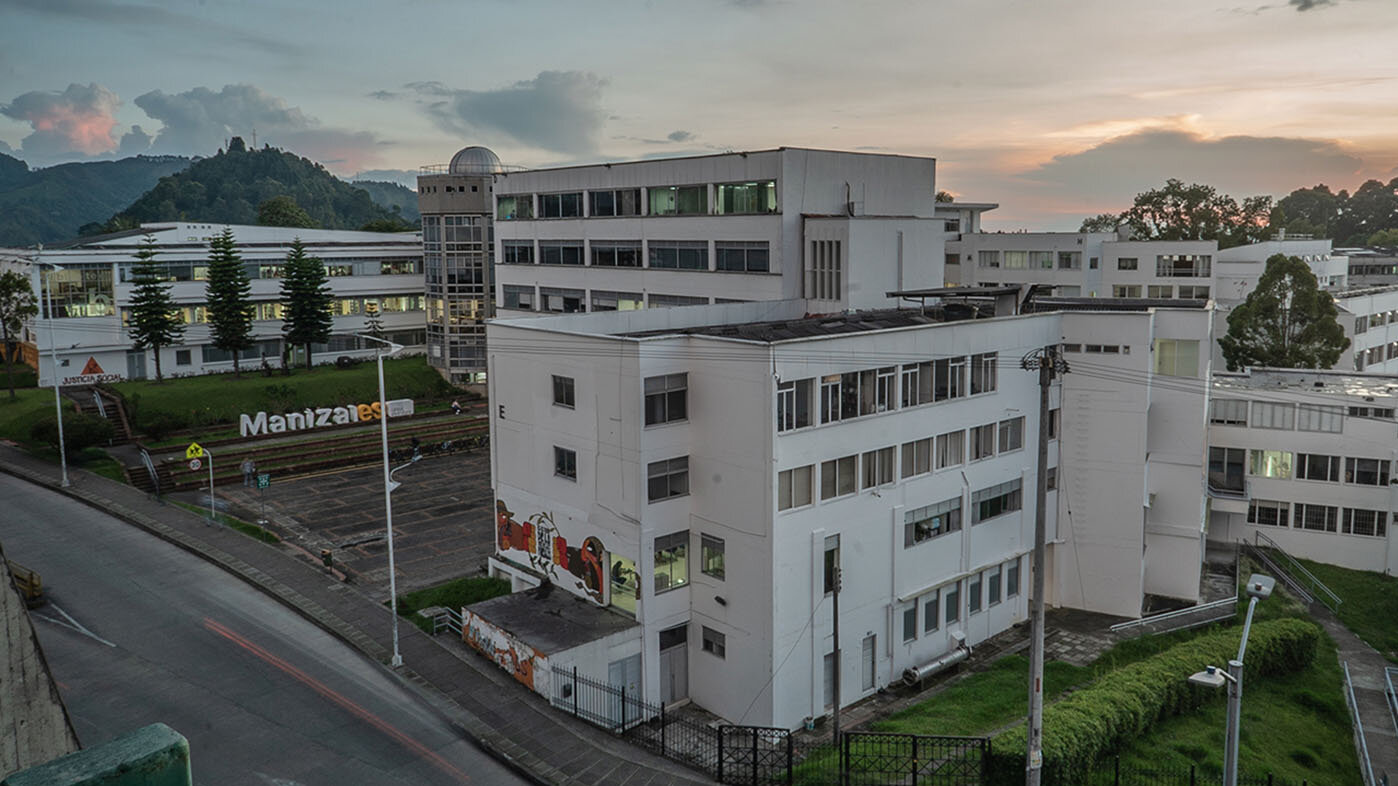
[0,139,14,155]
[134,84,311,155]
[117,124,152,156]
[0,82,122,161]
[411,71,608,155]
[667,130,694,143]
[2,0,289,53]
[367,90,398,101]
[1289,0,1335,9]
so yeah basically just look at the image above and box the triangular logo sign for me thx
[80,357,104,375]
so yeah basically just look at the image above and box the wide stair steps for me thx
[70,386,134,445]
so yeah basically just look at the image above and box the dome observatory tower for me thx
[417,145,505,384]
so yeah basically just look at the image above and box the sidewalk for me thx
[0,446,714,786]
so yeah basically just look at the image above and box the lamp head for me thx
[1245,573,1275,600]
[1188,665,1227,689]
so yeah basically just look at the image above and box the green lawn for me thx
[0,387,59,444]
[1296,557,1398,662]
[112,357,459,434]
[875,656,1089,736]
[394,575,511,633]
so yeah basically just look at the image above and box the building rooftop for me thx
[465,583,638,655]
[624,307,959,341]
[1213,367,1398,400]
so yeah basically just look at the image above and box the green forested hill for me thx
[0,153,191,246]
[350,179,420,223]
[107,144,401,231]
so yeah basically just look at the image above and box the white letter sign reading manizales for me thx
[239,399,415,437]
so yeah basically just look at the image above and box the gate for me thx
[841,731,988,786]
[716,725,793,785]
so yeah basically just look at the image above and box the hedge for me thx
[985,617,1320,784]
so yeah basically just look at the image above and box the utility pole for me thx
[1020,344,1068,786]
[830,563,841,746]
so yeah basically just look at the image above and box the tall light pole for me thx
[1189,573,1275,786]
[42,252,70,488]
[360,334,405,667]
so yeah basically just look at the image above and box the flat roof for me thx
[626,307,973,342]
[466,584,638,655]
[494,146,935,177]
[1026,297,1209,312]
[1214,368,1398,400]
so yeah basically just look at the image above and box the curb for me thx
[0,459,553,786]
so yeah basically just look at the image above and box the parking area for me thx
[217,449,495,599]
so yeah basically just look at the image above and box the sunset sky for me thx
[3,0,1395,229]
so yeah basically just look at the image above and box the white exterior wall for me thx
[950,232,1111,296]
[1337,287,1398,374]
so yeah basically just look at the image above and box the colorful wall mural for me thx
[462,608,546,693]
[496,499,607,604]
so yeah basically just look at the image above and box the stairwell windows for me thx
[1343,508,1387,537]
[654,532,688,593]
[701,534,725,579]
[1248,500,1290,527]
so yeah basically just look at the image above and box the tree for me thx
[1078,213,1120,233]
[280,239,333,369]
[0,270,38,400]
[257,195,317,228]
[1368,228,1398,248]
[126,235,185,382]
[1118,179,1272,248]
[358,217,416,233]
[1219,254,1349,371]
[204,227,256,377]
[935,190,954,203]
[363,300,385,341]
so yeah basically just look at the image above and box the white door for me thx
[659,625,689,705]
[607,654,641,729]
[861,634,876,691]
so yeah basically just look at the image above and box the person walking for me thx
[451,399,462,415]
[241,457,257,487]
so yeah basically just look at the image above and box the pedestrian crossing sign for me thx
[185,442,204,460]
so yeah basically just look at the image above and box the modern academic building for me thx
[2,222,425,386]
[476,293,1215,729]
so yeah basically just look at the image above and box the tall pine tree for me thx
[204,227,255,377]
[127,235,184,382]
[280,239,333,369]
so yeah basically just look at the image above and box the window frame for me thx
[653,531,689,593]
[553,446,577,480]
[647,456,690,502]
[701,534,725,579]
[552,375,575,408]
[644,373,688,426]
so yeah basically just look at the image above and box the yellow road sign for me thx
[186,442,204,460]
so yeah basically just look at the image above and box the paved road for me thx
[0,474,524,786]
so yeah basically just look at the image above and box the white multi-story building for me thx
[1206,368,1398,575]
[481,295,1213,729]
[4,222,425,385]
[490,148,953,318]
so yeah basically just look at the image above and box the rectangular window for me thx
[998,417,1024,453]
[1057,251,1081,270]
[1006,557,1021,597]
[820,455,858,500]
[988,564,1002,605]
[1048,408,1060,439]
[701,626,726,658]
[977,250,1000,268]
[1249,449,1292,479]
[823,535,840,594]
[589,188,641,217]
[1208,447,1246,492]
[1342,508,1387,537]
[647,240,708,270]
[701,534,725,579]
[554,446,577,480]
[808,239,842,300]
[502,241,534,265]
[654,532,689,592]
[649,185,706,216]
[539,192,583,219]
[502,285,535,310]
[1356,316,1369,334]
[1295,503,1338,533]
[1147,285,1174,299]
[590,290,645,312]
[874,366,897,413]
[1296,404,1344,433]
[1153,338,1200,378]
[970,353,997,394]
[1046,467,1058,490]
[1248,499,1290,527]
[972,479,1023,524]
[969,572,982,614]
[1003,250,1028,270]
[1029,251,1054,269]
[716,180,777,214]
[901,362,932,407]
[539,242,585,266]
[1113,285,1142,298]
[648,293,709,307]
[923,589,940,632]
[175,349,191,366]
[1178,286,1211,300]
[539,287,585,313]
[778,465,813,511]
[862,447,895,489]
[496,195,532,220]
[820,375,843,424]
[644,373,688,426]
[777,379,812,432]
[945,581,961,624]
[901,437,932,478]
[1250,401,1295,430]
[1117,257,1138,271]
[1346,457,1391,486]
[647,457,690,502]
[933,357,966,401]
[904,497,962,547]
[1296,453,1341,482]
[1210,399,1248,425]
[714,241,772,272]
[552,375,575,408]
[591,241,642,268]
[970,423,996,461]
[936,430,965,469]
[1156,254,1212,277]
[902,604,918,643]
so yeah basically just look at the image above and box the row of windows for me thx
[500,239,771,273]
[1353,310,1398,333]
[551,373,689,425]
[115,257,422,284]
[1110,284,1210,299]
[1248,500,1388,537]
[497,180,777,220]
[1355,341,1398,370]
[901,558,1023,642]
[776,354,998,432]
[502,285,725,313]
[976,251,1084,270]
[1209,399,1371,431]
[119,295,424,326]
[1209,447,1392,491]
[553,444,691,503]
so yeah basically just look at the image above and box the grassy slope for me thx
[1297,557,1398,662]
[0,387,55,443]
[394,576,511,633]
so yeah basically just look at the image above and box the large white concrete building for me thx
[1207,368,1398,574]
[4,222,425,385]
[490,148,953,318]
[481,295,1213,729]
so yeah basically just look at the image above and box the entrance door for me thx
[125,351,147,380]
[659,625,688,705]
[607,653,641,729]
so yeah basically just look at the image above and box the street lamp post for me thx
[42,255,70,488]
[360,334,405,667]
[1189,573,1275,786]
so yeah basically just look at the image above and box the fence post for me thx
[620,685,627,733]
[982,737,990,786]
[1190,764,1196,786]
[572,667,579,718]
[717,726,725,784]
[1114,756,1120,786]
[840,731,849,786]
[660,703,667,757]
[752,728,759,786]
[911,735,919,783]
[1267,775,1273,786]
[785,731,793,785]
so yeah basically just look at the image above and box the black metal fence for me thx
[841,731,988,785]
[1045,759,1310,786]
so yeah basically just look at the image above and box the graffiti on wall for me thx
[463,609,545,693]
[496,499,606,604]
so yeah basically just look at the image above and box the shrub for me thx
[30,412,114,451]
[137,410,189,441]
[985,618,1320,784]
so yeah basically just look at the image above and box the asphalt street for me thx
[0,473,524,786]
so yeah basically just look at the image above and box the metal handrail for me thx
[1344,661,1377,786]
[1252,531,1342,611]
[1109,594,1238,635]
[1386,666,1398,738]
